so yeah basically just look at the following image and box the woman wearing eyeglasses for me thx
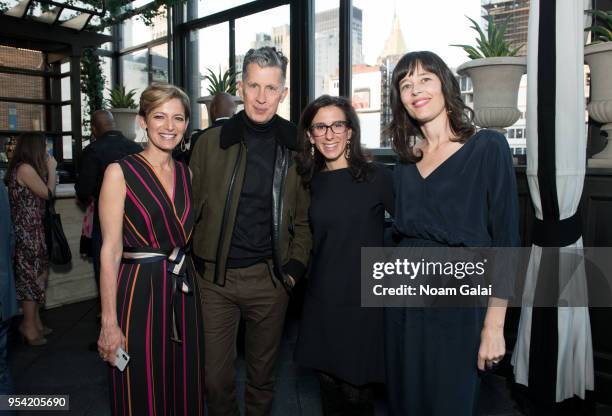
[294,95,394,415]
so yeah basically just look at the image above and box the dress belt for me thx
[121,246,192,344]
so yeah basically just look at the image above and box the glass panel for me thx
[121,6,167,48]
[0,102,45,131]
[314,0,339,98]
[120,49,149,101]
[61,76,71,101]
[62,135,72,160]
[61,62,70,73]
[61,105,71,132]
[100,56,113,102]
[150,43,169,82]
[0,46,44,70]
[188,22,229,128]
[191,0,255,20]
[0,73,45,100]
[235,5,290,120]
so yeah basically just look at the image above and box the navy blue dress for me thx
[385,129,520,416]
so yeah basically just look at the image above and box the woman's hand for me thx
[46,155,57,171]
[98,323,125,366]
[477,324,505,371]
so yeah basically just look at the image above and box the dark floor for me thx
[6,299,611,416]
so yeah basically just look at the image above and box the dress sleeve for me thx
[377,163,395,217]
[485,133,520,299]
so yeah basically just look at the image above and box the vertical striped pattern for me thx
[110,154,205,415]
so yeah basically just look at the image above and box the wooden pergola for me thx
[0,0,111,175]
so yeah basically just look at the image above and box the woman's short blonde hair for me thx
[138,82,191,120]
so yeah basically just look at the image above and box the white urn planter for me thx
[585,42,612,167]
[109,108,139,141]
[457,56,527,132]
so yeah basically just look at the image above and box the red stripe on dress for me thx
[179,163,190,226]
[146,291,154,414]
[162,261,168,414]
[182,293,187,415]
[123,159,177,247]
[126,187,157,248]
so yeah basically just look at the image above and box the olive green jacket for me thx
[189,113,311,288]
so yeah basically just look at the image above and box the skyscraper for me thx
[481,0,530,56]
[314,6,364,97]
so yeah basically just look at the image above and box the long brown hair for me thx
[387,51,475,163]
[295,95,372,188]
[4,132,48,185]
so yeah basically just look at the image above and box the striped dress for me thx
[111,153,205,415]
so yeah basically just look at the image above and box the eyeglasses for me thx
[309,121,349,137]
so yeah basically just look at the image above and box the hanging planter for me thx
[452,13,526,132]
[584,9,612,167]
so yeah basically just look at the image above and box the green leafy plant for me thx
[203,67,240,96]
[451,15,523,59]
[585,9,612,43]
[107,85,138,109]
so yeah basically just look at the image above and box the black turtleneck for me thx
[226,112,278,268]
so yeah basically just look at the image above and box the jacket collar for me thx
[220,110,297,151]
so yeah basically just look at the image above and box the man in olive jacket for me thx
[190,47,311,416]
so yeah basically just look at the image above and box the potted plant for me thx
[196,67,242,121]
[107,85,139,140]
[452,14,526,132]
[584,9,612,167]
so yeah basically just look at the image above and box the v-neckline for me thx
[414,133,476,181]
[137,153,176,204]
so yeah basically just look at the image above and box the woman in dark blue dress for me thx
[294,95,394,415]
[384,51,520,415]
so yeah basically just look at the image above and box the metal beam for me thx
[0,15,112,50]
[289,0,313,123]
[338,0,352,98]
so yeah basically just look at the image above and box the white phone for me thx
[115,347,130,372]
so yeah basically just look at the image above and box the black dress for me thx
[385,130,520,416]
[295,163,394,386]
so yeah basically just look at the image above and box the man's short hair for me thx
[242,47,288,85]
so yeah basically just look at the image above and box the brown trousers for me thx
[198,262,289,416]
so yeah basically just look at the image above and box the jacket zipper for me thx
[214,143,244,284]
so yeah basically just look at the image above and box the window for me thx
[121,7,167,48]
[188,22,230,128]
[350,0,483,148]
[190,0,256,20]
[235,5,291,120]
[151,43,169,82]
[121,49,149,99]
[314,0,339,98]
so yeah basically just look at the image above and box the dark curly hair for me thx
[295,95,372,188]
[387,51,475,163]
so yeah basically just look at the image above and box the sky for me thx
[318,0,483,69]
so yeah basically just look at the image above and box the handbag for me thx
[45,190,72,265]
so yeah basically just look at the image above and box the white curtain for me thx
[511,0,594,402]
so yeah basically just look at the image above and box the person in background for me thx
[294,95,394,416]
[75,110,141,293]
[384,51,519,416]
[0,180,18,398]
[183,92,237,163]
[96,83,205,414]
[5,132,57,346]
